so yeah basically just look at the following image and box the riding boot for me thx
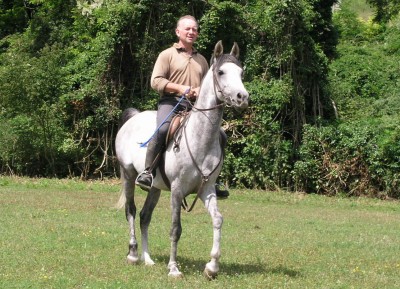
[215,182,230,199]
[136,139,164,190]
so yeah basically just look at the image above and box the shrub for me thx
[221,78,293,189]
[294,122,400,198]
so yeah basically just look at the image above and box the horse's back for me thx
[116,110,157,172]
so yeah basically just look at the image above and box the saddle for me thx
[165,111,189,147]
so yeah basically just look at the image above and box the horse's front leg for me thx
[168,192,183,278]
[202,188,223,279]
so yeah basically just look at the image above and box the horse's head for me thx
[210,41,249,112]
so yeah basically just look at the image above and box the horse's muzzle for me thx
[233,92,249,112]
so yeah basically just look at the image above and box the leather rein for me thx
[181,65,227,212]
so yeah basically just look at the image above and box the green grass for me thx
[1,176,399,288]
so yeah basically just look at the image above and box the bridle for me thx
[192,55,243,112]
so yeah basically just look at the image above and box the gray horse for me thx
[116,41,249,278]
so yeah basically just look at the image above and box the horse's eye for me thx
[218,70,224,76]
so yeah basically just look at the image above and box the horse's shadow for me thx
[152,255,300,278]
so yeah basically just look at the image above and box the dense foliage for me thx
[293,1,400,198]
[1,0,399,198]
[366,0,400,23]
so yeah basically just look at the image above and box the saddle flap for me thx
[166,112,187,146]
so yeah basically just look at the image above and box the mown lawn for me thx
[0,176,399,288]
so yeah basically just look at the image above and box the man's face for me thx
[176,18,198,45]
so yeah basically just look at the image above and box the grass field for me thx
[1,176,399,288]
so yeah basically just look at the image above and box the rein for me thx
[180,56,242,212]
[181,122,224,212]
[180,64,227,212]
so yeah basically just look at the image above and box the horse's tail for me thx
[118,108,141,130]
[115,168,126,210]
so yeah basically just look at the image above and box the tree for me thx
[0,0,31,39]
[366,0,400,23]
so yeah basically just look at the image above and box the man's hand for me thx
[184,86,198,102]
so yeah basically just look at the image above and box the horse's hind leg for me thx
[202,189,223,279]
[140,187,161,265]
[121,167,140,265]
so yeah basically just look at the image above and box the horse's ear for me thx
[213,40,223,58]
[230,42,240,59]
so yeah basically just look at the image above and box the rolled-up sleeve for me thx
[151,50,170,95]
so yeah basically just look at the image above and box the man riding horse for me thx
[135,15,229,198]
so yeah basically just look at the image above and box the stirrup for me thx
[135,170,154,190]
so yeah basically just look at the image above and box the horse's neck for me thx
[185,73,223,146]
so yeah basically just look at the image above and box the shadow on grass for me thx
[153,255,301,278]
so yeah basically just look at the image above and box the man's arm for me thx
[151,48,198,100]
[164,83,197,100]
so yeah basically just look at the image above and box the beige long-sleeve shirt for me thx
[151,43,209,97]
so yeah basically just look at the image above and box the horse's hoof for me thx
[142,254,156,266]
[168,271,184,279]
[144,259,155,266]
[127,255,140,265]
[203,268,218,280]
[168,265,184,279]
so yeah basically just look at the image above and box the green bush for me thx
[294,122,400,198]
[293,123,376,196]
[221,78,293,189]
[305,7,400,198]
